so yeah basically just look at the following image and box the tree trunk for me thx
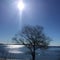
[32,45,35,60]
[32,52,35,60]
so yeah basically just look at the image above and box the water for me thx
[0,45,60,60]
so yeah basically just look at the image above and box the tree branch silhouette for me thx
[12,25,51,60]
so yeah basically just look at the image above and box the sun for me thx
[17,0,25,11]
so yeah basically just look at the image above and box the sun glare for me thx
[17,0,25,11]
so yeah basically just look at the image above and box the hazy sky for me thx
[0,0,60,46]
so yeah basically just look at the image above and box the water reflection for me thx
[8,50,23,53]
[6,45,24,53]
[0,45,60,60]
[7,45,24,48]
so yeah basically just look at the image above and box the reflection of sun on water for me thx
[7,45,24,53]
[9,50,23,53]
[8,45,24,48]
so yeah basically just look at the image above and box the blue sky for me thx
[0,0,60,46]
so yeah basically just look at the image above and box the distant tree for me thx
[12,25,51,60]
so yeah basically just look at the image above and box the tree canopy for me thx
[12,25,51,60]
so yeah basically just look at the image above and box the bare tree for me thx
[12,25,51,60]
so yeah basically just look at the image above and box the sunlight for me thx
[7,45,24,48]
[8,50,23,53]
[17,0,25,29]
[17,0,25,11]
